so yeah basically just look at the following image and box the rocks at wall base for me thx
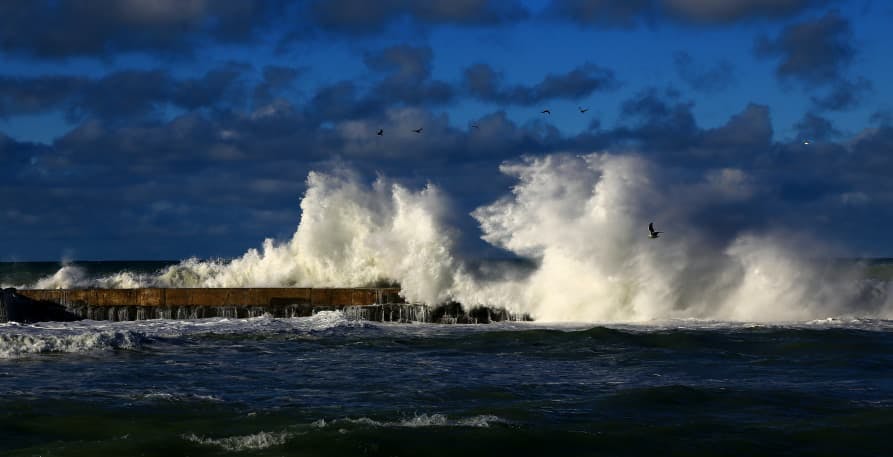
[1,288,82,323]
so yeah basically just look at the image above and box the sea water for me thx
[2,313,892,456]
[5,152,893,455]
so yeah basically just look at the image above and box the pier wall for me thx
[1,287,528,324]
[15,287,402,308]
[3,287,402,322]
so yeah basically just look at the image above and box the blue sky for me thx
[2,0,892,260]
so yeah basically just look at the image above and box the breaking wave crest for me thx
[181,414,503,452]
[0,311,364,358]
[312,413,504,429]
[25,153,893,322]
[0,326,144,358]
[183,431,290,452]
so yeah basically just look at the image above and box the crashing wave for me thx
[24,152,893,322]
[0,327,144,358]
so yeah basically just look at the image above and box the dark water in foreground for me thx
[2,315,892,456]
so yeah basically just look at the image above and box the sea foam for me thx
[183,431,290,451]
[0,326,144,358]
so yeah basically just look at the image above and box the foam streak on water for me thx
[0,311,359,358]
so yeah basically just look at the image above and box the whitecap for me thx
[0,328,143,358]
[314,413,505,429]
[182,431,290,452]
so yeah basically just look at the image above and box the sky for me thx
[1,0,892,261]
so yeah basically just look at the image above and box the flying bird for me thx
[471,123,480,129]
[802,139,810,145]
[578,106,589,113]
[541,109,551,115]
[648,222,662,239]
[412,128,423,134]
[377,129,383,136]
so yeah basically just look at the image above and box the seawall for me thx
[0,287,526,324]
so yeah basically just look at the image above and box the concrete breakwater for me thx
[0,287,527,324]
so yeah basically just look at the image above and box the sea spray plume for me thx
[457,153,890,322]
[31,264,148,289]
[25,153,893,321]
[147,169,460,304]
[461,153,681,321]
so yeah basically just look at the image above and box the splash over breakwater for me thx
[6,153,893,322]
[0,287,526,324]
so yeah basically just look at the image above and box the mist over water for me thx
[17,152,893,322]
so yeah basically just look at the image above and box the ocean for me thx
[5,155,893,455]
[3,261,893,456]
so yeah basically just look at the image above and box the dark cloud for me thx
[0,132,46,171]
[6,83,893,258]
[253,66,304,105]
[364,45,454,106]
[673,51,735,92]
[611,88,700,151]
[0,0,286,59]
[463,63,619,106]
[870,110,893,126]
[172,63,252,111]
[300,45,457,123]
[698,103,773,158]
[307,81,377,121]
[662,0,829,24]
[308,0,528,34]
[72,70,173,121]
[795,112,840,141]
[605,90,772,166]
[545,0,826,27]
[0,65,253,123]
[365,45,434,85]
[0,75,87,117]
[810,77,872,111]
[545,0,652,28]
[755,11,855,85]
[849,126,893,174]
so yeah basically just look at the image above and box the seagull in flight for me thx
[471,123,480,129]
[578,106,589,113]
[541,109,551,115]
[412,127,423,134]
[802,139,810,145]
[377,128,383,136]
[648,222,662,239]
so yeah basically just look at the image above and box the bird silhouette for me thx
[412,128,423,134]
[578,106,589,113]
[541,109,551,115]
[471,123,480,129]
[377,128,383,136]
[648,222,662,239]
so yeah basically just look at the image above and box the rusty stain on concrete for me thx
[16,288,403,308]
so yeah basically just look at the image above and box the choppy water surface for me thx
[2,314,892,456]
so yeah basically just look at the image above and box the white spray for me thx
[25,152,893,322]
[453,154,886,321]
